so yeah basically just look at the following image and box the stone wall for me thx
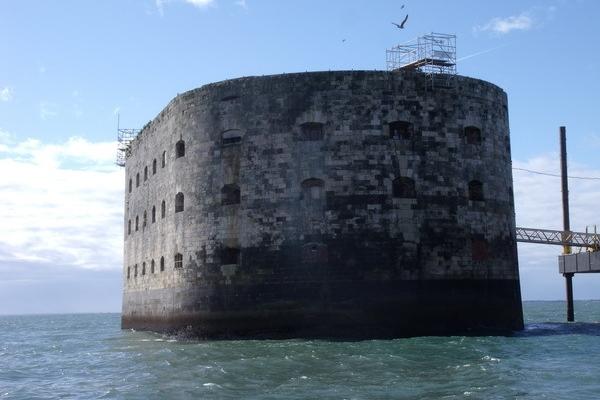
[122,70,523,337]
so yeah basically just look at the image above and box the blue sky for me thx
[1,0,599,314]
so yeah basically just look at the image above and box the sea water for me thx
[1,301,600,399]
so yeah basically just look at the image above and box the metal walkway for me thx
[515,227,600,249]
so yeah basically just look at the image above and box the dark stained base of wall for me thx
[122,279,523,339]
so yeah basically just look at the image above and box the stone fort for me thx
[121,69,523,338]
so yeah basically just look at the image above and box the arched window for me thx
[134,264,138,277]
[152,159,157,175]
[222,129,243,145]
[393,177,416,198]
[175,192,184,212]
[464,126,482,144]
[161,200,166,218]
[174,253,183,269]
[127,267,130,279]
[300,122,324,141]
[135,216,139,231]
[128,220,131,235]
[143,210,147,228]
[136,173,140,187]
[388,120,413,139]
[468,180,484,201]
[302,242,328,264]
[301,178,324,201]
[128,179,132,193]
[151,206,156,223]
[176,140,185,158]
[142,262,146,276]
[161,151,166,168]
[151,259,155,274]
[160,256,165,271]
[144,166,148,181]
[221,184,240,205]
[221,247,240,265]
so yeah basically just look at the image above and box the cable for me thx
[512,167,600,181]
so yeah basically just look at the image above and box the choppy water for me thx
[2,301,600,399]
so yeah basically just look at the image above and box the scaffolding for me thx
[116,115,140,167]
[386,32,457,88]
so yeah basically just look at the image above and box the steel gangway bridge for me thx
[515,227,600,250]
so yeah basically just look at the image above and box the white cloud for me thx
[40,101,58,120]
[155,0,166,15]
[513,155,600,231]
[475,13,533,35]
[235,0,247,9]
[0,87,13,102]
[156,0,215,14]
[512,154,600,299]
[184,0,214,7]
[0,128,12,145]
[0,134,123,271]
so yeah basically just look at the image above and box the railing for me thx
[516,227,600,249]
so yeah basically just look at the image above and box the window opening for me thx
[468,180,484,201]
[221,247,240,265]
[222,129,243,145]
[221,184,240,205]
[300,122,324,141]
[175,192,184,212]
[389,120,413,139]
[393,177,416,198]
[464,126,482,145]
[176,140,185,158]
[174,253,183,269]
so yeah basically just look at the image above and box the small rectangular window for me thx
[300,122,324,141]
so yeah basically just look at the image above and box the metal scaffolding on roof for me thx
[386,32,457,88]
[116,115,140,167]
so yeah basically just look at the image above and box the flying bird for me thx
[392,15,409,29]
[401,4,405,9]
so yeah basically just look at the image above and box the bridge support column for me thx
[564,272,574,322]
[560,127,574,322]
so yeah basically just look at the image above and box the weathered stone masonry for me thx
[122,70,523,338]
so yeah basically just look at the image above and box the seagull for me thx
[392,15,409,29]
[342,39,346,42]
[401,4,405,9]
[400,14,408,28]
